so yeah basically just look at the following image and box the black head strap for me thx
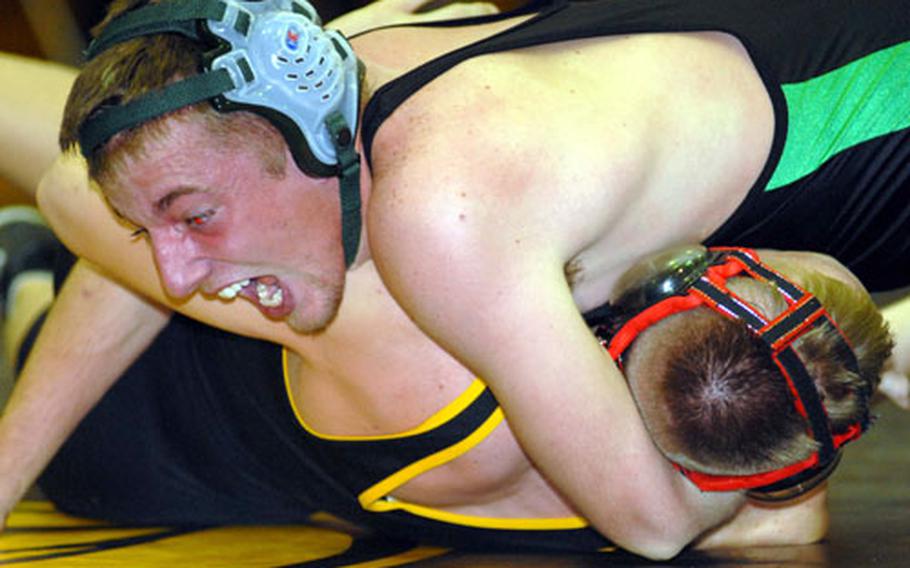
[84,0,227,60]
[326,111,361,267]
[78,71,236,159]
[691,250,858,464]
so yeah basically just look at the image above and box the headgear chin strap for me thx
[79,0,362,267]
[589,246,868,501]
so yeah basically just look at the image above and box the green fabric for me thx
[766,41,910,191]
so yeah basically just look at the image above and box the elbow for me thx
[590,511,695,561]
[621,528,691,561]
[36,155,83,255]
[35,160,66,227]
[35,161,64,229]
[589,488,742,560]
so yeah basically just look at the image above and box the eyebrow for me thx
[155,187,202,214]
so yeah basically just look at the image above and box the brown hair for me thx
[624,259,893,475]
[59,0,287,186]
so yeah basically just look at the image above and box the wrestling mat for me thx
[0,501,451,567]
[0,500,834,567]
[3,406,908,566]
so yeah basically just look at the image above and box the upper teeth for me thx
[218,279,250,299]
[217,278,283,307]
[256,282,283,307]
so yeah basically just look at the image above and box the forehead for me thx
[103,117,248,209]
[134,114,228,169]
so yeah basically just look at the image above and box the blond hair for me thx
[624,257,892,475]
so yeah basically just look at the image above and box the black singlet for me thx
[35,310,612,552]
[361,0,910,291]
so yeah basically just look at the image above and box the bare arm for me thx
[0,260,170,527]
[3,134,315,535]
[695,488,829,549]
[0,0,505,532]
[375,242,742,558]
[370,133,743,560]
[0,52,285,528]
[0,53,167,529]
[0,53,75,193]
[0,152,297,529]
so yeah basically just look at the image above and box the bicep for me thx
[371,199,740,556]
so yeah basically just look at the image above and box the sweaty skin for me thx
[41,151,833,548]
[47,14,806,558]
[7,0,907,557]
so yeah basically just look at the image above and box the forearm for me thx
[499,371,744,558]
[376,230,744,558]
[0,260,170,518]
[374,220,747,558]
[694,487,829,549]
[0,53,75,193]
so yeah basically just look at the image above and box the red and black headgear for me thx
[586,247,870,501]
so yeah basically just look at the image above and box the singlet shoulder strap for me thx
[360,0,569,168]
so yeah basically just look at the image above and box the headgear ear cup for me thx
[610,245,711,313]
[79,0,363,266]
[206,0,360,175]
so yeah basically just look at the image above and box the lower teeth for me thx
[256,282,283,307]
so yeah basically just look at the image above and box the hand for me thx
[695,486,829,549]
[0,492,16,534]
[329,0,499,37]
[879,370,909,409]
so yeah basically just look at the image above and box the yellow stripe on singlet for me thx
[359,408,588,531]
[282,348,490,441]
[281,349,590,532]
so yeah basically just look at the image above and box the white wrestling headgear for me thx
[80,0,363,266]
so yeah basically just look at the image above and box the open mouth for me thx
[217,276,284,309]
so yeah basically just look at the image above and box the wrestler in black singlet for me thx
[31,253,610,552]
[361,0,910,291]
[29,0,910,554]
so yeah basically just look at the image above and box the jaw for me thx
[214,271,345,334]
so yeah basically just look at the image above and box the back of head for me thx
[623,259,893,476]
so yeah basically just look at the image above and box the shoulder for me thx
[366,63,544,253]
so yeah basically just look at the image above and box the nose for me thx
[149,230,211,299]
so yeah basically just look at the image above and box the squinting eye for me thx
[186,210,214,227]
